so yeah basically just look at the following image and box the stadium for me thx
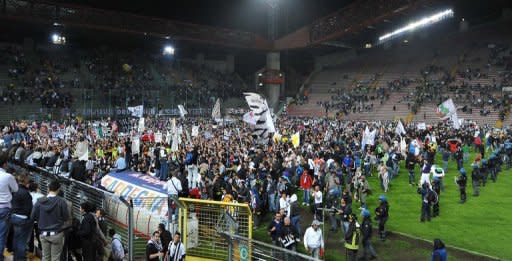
[0,0,511,260]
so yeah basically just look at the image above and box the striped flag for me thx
[243,92,276,139]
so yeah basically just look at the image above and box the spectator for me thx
[31,180,70,261]
[431,239,447,261]
[108,228,125,261]
[10,172,33,261]
[77,202,101,261]
[279,217,299,261]
[303,219,324,259]
[158,223,172,258]
[146,231,164,261]
[167,232,185,261]
[0,151,18,261]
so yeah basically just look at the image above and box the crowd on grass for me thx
[1,115,511,260]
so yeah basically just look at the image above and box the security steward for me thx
[344,214,360,261]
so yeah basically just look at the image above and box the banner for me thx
[417,122,426,130]
[101,171,167,216]
[138,118,145,133]
[127,105,143,118]
[154,132,162,143]
[191,126,199,137]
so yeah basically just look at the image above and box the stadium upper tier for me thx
[288,21,512,126]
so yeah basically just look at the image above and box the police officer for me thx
[344,214,360,261]
[419,182,434,222]
[455,168,467,203]
[360,209,377,260]
[406,153,416,186]
[374,195,389,241]
[480,159,489,186]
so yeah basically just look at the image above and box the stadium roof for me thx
[1,0,510,51]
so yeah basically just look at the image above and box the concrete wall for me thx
[314,49,357,70]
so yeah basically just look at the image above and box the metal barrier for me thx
[218,232,320,261]
[178,198,253,261]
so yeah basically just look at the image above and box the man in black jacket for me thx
[456,168,467,203]
[77,202,99,261]
[10,173,33,261]
[31,180,70,261]
[70,157,86,182]
[279,217,299,261]
[158,223,172,258]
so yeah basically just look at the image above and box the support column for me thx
[266,52,280,111]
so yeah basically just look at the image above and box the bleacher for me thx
[288,21,512,126]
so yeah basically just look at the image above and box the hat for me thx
[311,219,321,226]
[435,168,443,174]
[378,195,387,202]
[361,209,370,218]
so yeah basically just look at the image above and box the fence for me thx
[178,198,253,261]
[9,162,185,260]
[218,232,320,261]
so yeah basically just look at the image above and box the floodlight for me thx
[163,45,175,55]
[378,9,454,42]
[51,33,66,45]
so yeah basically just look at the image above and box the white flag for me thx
[417,122,426,130]
[131,136,140,154]
[137,118,145,133]
[437,98,460,129]
[191,126,199,137]
[127,105,143,118]
[395,120,406,136]
[178,105,188,118]
[154,132,162,143]
[211,99,221,119]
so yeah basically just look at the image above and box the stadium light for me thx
[163,45,175,55]
[378,9,454,42]
[51,33,66,45]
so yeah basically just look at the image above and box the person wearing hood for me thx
[108,228,125,261]
[31,180,70,261]
[289,194,301,235]
[431,238,447,261]
[455,168,467,203]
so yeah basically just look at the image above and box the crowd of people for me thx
[0,113,510,260]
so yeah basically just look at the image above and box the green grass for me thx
[253,150,511,260]
[362,151,512,260]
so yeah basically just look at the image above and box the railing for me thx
[218,232,320,261]
[9,160,183,260]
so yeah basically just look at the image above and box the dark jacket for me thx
[361,217,372,242]
[31,195,70,232]
[12,184,32,216]
[279,224,299,248]
[77,212,97,240]
[70,160,87,181]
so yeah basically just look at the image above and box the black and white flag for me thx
[243,92,276,139]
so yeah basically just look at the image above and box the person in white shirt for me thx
[163,172,182,197]
[279,193,290,217]
[0,152,18,261]
[312,185,323,220]
[167,232,186,261]
[303,219,324,259]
